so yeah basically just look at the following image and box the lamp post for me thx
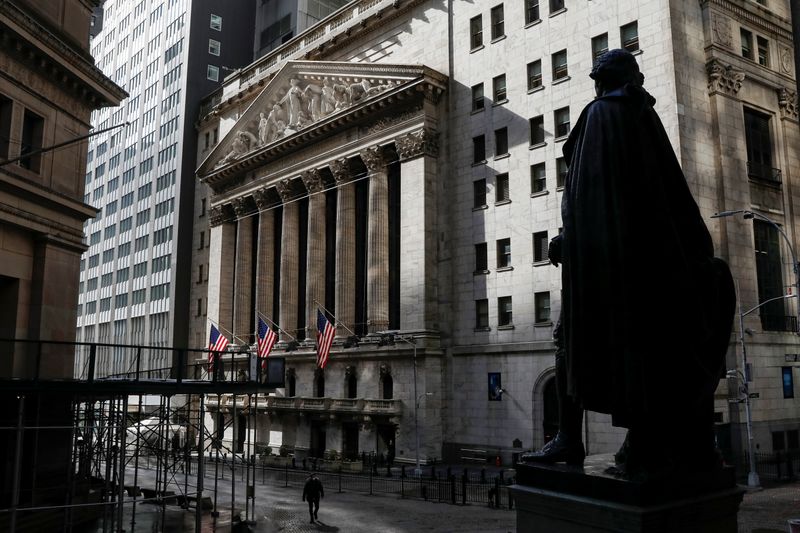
[712,210,800,487]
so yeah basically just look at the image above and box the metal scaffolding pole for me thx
[9,395,26,533]
[116,395,128,533]
[195,394,205,533]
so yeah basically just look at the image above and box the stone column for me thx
[208,204,236,345]
[395,127,440,331]
[330,158,355,338]
[302,169,326,340]
[361,146,390,333]
[277,179,299,342]
[254,189,275,321]
[232,197,254,344]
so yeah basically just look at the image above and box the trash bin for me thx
[788,518,800,533]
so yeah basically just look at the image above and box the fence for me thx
[732,450,800,483]
[133,453,516,510]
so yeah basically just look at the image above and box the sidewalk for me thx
[738,482,800,533]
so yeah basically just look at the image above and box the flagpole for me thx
[313,300,358,338]
[256,312,298,342]
[206,318,248,346]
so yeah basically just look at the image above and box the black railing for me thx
[747,161,782,185]
[760,314,798,333]
[732,450,800,483]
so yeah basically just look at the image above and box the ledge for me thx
[534,321,554,328]
[492,99,509,107]
[529,142,547,150]
[530,190,549,198]
[495,199,511,207]
[494,153,510,161]
[474,269,490,275]
[472,204,489,211]
[549,7,567,17]
[552,76,571,86]
[472,160,487,167]
[490,35,507,44]
[532,260,550,267]
[524,19,542,29]
[470,45,485,54]
[527,86,545,95]
[496,266,514,272]
[497,324,515,330]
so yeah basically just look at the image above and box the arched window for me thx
[382,374,393,399]
[345,366,357,398]
[287,371,296,397]
[315,369,325,398]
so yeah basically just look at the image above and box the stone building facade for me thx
[194,0,800,464]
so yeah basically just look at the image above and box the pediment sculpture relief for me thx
[214,75,401,169]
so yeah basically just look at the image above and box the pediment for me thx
[197,61,445,179]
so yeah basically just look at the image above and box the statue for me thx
[346,79,371,104]
[284,78,306,127]
[217,130,258,166]
[303,82,324,121]
[265,103,287,142]
[258,112,269,145]
[522,49,735,479]
[322,77,348,111]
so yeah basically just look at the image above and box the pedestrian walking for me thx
[302,473,324,523]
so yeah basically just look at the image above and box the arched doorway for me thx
[531,367,556,450]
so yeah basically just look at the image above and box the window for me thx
[782,367,794,398]
[99,297,111,312]
[549,0,564,13]
[104,225,116,239]
[494,128,508,157]
[552,50,568,81]
[210,14,222,31]
[473,135,486,163]
[533,231,549,262]
[498,296,513,326]
[136,209,150,226]
[556,157,568,187]
[208,39,221,56]
[207,65,219,82]
[137,183,152,201]
[197,264,204,282]
[117,267,129,282]
[196,298,203,316]
[531,163,546,193]
[754,220,787,331]
[473,179,487,208]
[115,294,128,308]
[741,28,753,60]
[530,115,545,145]
[90,231,101,245]
[493,74,507,102]
[592,33,609,62]
[20,109,44,172]
[744,109,777,184]
[106,201,118,216]
[132,289,146,305]
[535,291,551,323]
[118,242,130,258]
[108,177,119,193]
[497,238,511,267]
[525,0,540,24]
[0,95,12,160]
[86,277,98,291]
[620,22,639,53]
[476,299,489,329]
[527,60,542,90]
[789,430,799,450]
[153,255,170,273]
[119,217,132,233]
[133,262,147,278]
[757,36,769,66]
[470,15,483,49]
[554,107,570,138]
[102,249,114,264]
[495,173,510,202]
[472,83,484,111]
[134,235,148,252]
[490,4,504,40]
[198,231,205,249]
[200,198,206,216]
[475,243,488,272]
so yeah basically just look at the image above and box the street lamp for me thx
[712,210,800,332]
[377,332,426,477]
[711,210,800,488]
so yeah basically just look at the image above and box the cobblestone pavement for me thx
[738,483,800,533]
[80,466,799,532]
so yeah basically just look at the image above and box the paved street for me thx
[78,465,800,532]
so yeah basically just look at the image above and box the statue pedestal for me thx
[511,454,744,533]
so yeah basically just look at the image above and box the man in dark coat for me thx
[302,473,324,523]
[526,49,734,477]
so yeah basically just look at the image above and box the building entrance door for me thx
[343,422,359,460]
[310,421,326,458]
[376,424,396,465]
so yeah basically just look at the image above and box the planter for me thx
[340,461,364,473]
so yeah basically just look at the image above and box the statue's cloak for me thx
[560,84,734,428]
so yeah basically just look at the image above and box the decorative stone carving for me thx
[379,363,391,378]
[301,169,325,194]
[780,46,793,75]
[710,13,732,49]
[214,74,402,168]
[253,188,272,210]
[275,178,296,202]
[360,146,388,172]
[329,158,352,184]
[209,204,233,227]
[344,365,356,379]
[706,59,744,96]
[232,196,254,217]
[286,367,296,380]
[367,107,422,134]
[777,87,798,120]
[396,127,439,160]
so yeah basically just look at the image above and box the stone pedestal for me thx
[512,455,744,533]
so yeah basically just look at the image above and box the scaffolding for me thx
[0,339,284,533]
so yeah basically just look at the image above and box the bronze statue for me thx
[522,49,735,479]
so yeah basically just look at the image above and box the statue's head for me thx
[290,78,299,86]
[590,49,644,95]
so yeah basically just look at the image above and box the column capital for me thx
[301,168,325,194]
[232,196,256,218]
[777,87,798,121]
[209,204,235,227]
[396,127,439,160]
[360,146,389,173]
[253,187,274,210]
[706,58,744,97]
[275,178,297,202]
[329,158,353,184]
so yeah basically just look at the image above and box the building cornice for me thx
[700,0,792,41]
[0,2,126,108]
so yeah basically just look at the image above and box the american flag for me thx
[316,309,335,369]
[208,324,229,372]
[257,317,278,370]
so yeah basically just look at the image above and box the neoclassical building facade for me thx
[194,0,800,464]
